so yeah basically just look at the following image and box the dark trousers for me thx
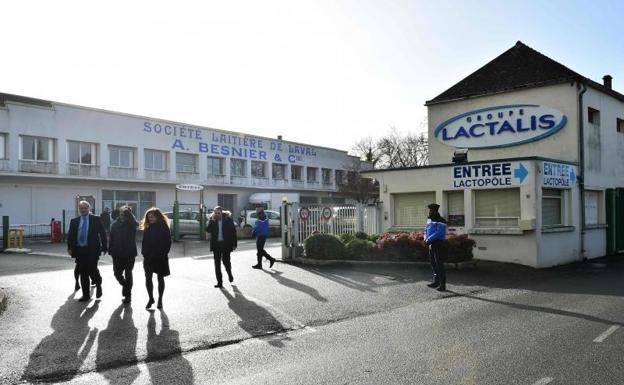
[213,242,232,285]
[429,240,447,286]
[256,236,272,264]
[75,247,102,298]
[112,256,135,297]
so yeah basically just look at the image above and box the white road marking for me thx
[532,377,553,385]
[593,325,621,343]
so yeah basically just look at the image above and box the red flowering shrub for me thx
[376,231,476,262]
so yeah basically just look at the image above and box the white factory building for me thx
[364,41,624,267]
[0,92,366,227]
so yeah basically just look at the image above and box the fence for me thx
[0,223,52,240]
[281,203,382,258]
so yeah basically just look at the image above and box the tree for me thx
[351,126,429,169]
[336,158,379,204]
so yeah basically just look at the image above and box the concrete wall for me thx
[427,83,580,166]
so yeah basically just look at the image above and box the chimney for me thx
[603,75,613,89]
[277,135,283,140]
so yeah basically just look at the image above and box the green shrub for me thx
[304,234,346,259]
[354,231,369,240]
[445,234,476,262]
[338,233,355,244]
[368,233,380,244]
[345,238,375,260]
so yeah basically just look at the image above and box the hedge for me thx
[303,234,346,260]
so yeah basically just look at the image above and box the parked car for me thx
[239,209,281,236]
[164,210,237,237]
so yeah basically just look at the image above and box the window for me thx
[176,153,197,173]
[109,146,134,168]
[617,118,624,133]
[322,169,332,184]
[446,191,465,227]
[21,136,53,161]
[0,134,6,159]
[588,107,600,125]
[393,192,435,227]
[145,149,167,171]
[207,157,225,175]
[584,190,602,226]
[307,167,318,182]
[542,189,563,226]
[68,141,96,165]
[230,159,246,177]
[335,170,345,185]
[300,196,319,204]
[291,165,302,180]
[251,161,266,178]
[474,188,521,227]
[102,190,155,218]
[272,163,286,179]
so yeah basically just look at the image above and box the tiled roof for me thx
[426,41,623,105]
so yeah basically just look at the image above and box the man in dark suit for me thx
[67,201,108,301]
[206,206,237,288]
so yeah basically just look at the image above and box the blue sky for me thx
[2,0,623,152]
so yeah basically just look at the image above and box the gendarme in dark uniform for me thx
[424,203,447,292]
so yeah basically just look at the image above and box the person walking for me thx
[206,206,237,288]
[141,207,172,309]
[100,207,112,235]
[251,206,276,269]
[425,203,448,292]
[109,206,138,304]
[67,201,107,301]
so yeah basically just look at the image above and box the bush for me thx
[368,233,380,244]
[376,231,428,260]
[304,234,346,259]
[345,238,376,260]
[445,234,476,262]
[354,231,369,240]
[338,233,356,244]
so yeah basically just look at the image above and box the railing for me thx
[0,159,10,171]
[230,176,249,186]
[176,172,200,182]
[271,178,290,188]
[108,167,137,179]
[18,160,58,174]
[0,224,52,240]
[66,163,100,177]
[206,174,228,184]
[292,180,305,188]
[250,177,270,186]
[145,169,170,180]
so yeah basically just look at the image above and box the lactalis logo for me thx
[434,104,567,149]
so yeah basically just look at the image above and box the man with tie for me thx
[67,201,108,301]
[206,206,237,288]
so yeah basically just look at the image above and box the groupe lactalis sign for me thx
[434,104,567,149]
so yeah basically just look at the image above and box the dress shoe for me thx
[427,282,440,288]
[146,298,155,309]
[214,283,223,288]
[251,264,262,269]
[228,274,234,283]
[123,296,131,304]
[269,258,276,268]
[96,285,103,298]
[437,285,446,292]
[74,282,80,292]
[157,299,163,309]
[78,296,91,302]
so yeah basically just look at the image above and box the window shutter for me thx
[393,192,435,226]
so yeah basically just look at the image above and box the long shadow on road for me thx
[261,269,328,302]
[22,295,100,382]
[96,304,139,385]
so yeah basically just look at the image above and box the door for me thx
[606,188,624,255]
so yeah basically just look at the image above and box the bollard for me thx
[2,216,8,250]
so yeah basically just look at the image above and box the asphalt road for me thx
[1,241,623,385]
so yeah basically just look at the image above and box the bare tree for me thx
[336,158,379,204]
[351,126,429,169]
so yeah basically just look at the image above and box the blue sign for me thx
[435,104,567,149]
[452,161,529,188]
[542,161,577,188]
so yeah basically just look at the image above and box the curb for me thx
[281,258,477,270]
[0,289,8,314]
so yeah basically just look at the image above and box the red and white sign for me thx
[299,207,310,221]
[321,206,332,221]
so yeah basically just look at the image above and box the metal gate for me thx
[280,202,381,259]
[606,188,624,255]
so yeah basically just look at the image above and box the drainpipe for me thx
[578,81,587,261]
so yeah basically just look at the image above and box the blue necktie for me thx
[79,217,87,246]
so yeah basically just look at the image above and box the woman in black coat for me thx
[141,207,172,309]
[108,206,138,304]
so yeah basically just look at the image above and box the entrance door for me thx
[218,194,237,216]
[606,188,624,255]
